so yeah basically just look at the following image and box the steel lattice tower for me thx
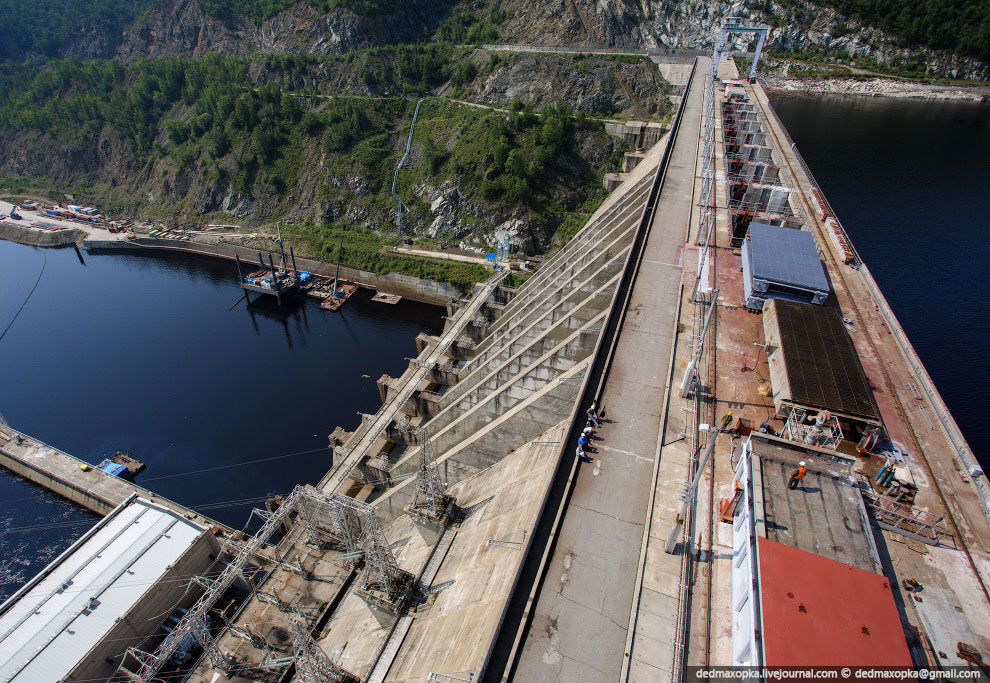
[289,621,353,683]
[409,428,455,523]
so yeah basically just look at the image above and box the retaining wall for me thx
[84,238,464,305]
[0,221,85,247]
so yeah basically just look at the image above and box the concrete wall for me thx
[66,530,221,683]
[604,122,667,150]
[84,239,464,306]
[0,443,117,515]
[0,221,85,247]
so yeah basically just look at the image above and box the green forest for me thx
[821,0,990,61]
[0,0,157,61]
[0,49,614,287]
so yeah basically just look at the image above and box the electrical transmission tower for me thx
[408,428,455,524]
[289,620,355,683]
[295,489,365,554]
[116,485,408,682]
[356,504,414,609]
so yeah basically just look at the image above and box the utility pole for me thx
[664,413,732,554]
[680,289,719,398]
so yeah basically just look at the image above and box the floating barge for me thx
[234,249,307,307]
[371,292,402,304]
[319,282,359,311]
[315,235,358,312]
[95,451,145,480]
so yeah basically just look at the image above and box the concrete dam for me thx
[2,26,989,683]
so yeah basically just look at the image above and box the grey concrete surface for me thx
[513,60,706,683]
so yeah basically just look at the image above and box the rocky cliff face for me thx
[497,0,988,80]
[462,53,674,118]
[117,0,455,61]
[115,0,988,79]
[494,0,650,48]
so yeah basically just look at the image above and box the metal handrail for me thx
[759,98,990,524]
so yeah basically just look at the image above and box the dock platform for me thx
[319,282,359,311]
[0,425,230,533]
[371,292,402,304]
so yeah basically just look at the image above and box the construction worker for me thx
[586,402,601,428]
[720,411,734,432]
[788,461,807,490]
[576,444,593,463]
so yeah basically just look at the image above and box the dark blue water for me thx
[769,94,990,469]
[0,241,443,600]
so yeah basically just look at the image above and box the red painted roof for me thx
[758,537,912,666]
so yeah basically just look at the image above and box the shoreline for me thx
[761,74,989,101]
[0,216,466,307]
[82,238,463,307]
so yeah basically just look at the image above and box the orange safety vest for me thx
[791,466,807,481]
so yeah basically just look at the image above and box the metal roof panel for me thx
[746,222,829,292]
[0,498,205,682]
[758,537,912,666]
[770,299,879,420]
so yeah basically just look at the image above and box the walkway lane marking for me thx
[600,445,653,463]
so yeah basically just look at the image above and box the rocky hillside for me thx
[116,0,462,60]
[456,52,675,119]
[111,0,989,80]
[0,55,628,259]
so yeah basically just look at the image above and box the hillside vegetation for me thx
[0,51,623,277]
[818,0,990,62]
[0,0,158,61]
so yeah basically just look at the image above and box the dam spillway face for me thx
[341,155,661,522]
[165,141,668,683]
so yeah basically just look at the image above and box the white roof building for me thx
[0,496,213,683]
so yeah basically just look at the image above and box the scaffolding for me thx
[695,46,717,291]
[408,428,456,524]
[861,489,949,545]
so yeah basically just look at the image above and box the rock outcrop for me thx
[115,0,989,80]
[464,53,675,118]
[117,0,456,61]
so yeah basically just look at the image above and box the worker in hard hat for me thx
[788,461,807,490]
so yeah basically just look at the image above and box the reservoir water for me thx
[769,94,990,470]
[0,241,444,600]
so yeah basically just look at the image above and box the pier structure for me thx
[0,424,229,531]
